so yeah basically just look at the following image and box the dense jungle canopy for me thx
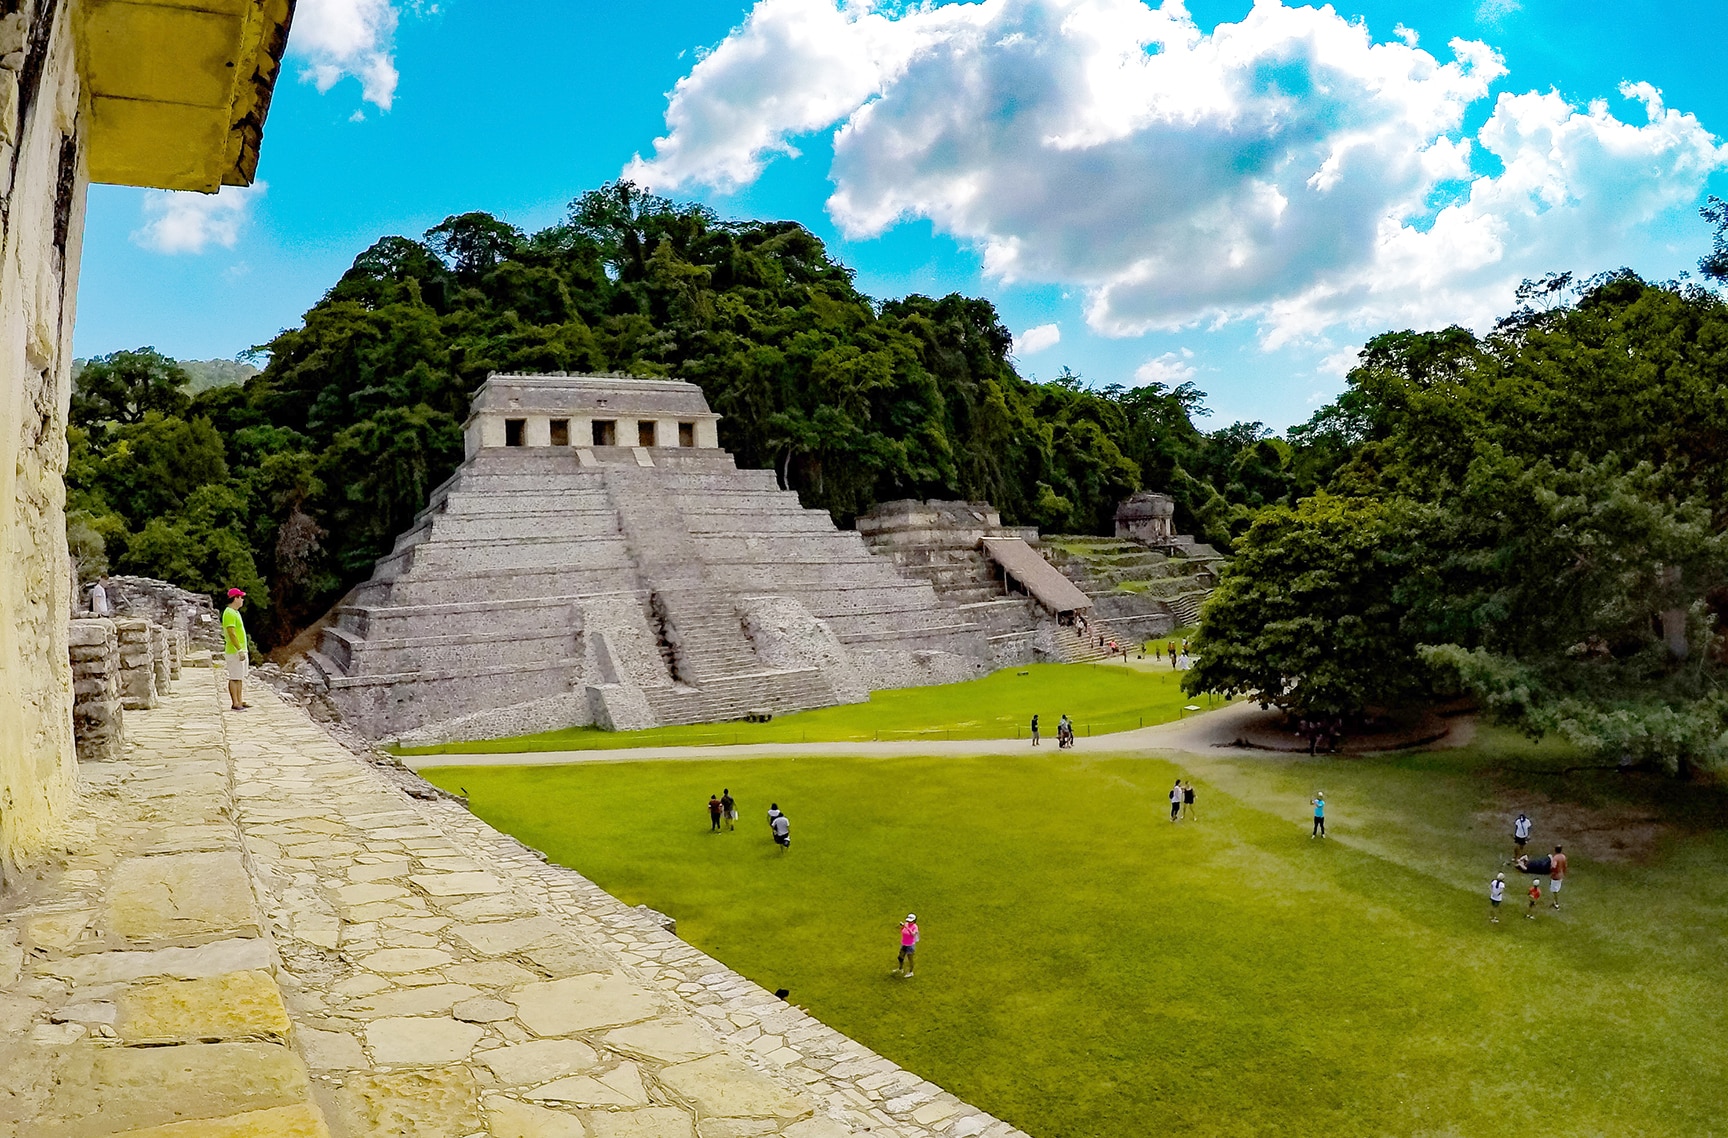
[1188,224,1728,775]
[66,183,1291,648]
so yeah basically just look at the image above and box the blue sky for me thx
[78,0,1727,431]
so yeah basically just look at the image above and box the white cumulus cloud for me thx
[1015,322,1061,354]
[132,184,266,254]
[1133,350,1196,387]
[290,0,402,110]
[631,0,1725,348]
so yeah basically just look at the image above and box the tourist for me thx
[1175,648,1191,670]
[1183,780,1197,820]
[721,788,736,831]
[89,576,111,617]
[895,913,919,977]
[1058,713,1073,749]
[708,794,723,832]
[1489,872,1506,922]
[770,807,791,851]
[1549,845,1567,909]
[1169,779,1183,822]
[1310,791,1326,838]
[222,587,250,711]
[1168,641,1178,667]
[1526,878,1542,919]
[1030,714,1040,746]
[1512,812,1532,859]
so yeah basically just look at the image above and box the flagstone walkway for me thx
[0,660,1028,1138]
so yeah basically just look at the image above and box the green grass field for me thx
[398,660,1217,755]
[422,733,1728,1138]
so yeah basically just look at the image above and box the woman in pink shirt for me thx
[895,914,919,978]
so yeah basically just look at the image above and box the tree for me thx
[1182,495,1429,717]
[72,348,191,435]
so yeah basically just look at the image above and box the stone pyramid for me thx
[309,375,990,743]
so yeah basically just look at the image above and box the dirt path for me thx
[400,700,1271,770]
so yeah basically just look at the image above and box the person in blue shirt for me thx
[1310,792,1326,838]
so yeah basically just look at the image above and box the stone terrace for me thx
[0,659,1028,1138]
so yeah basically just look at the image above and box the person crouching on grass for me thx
[895,914,919,978]
[768,804,790,851]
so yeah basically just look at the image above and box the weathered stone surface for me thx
[115,970,291,1044]
[781,1120,856,1138]
[453,996,514,1022]
[529,1062,648,1107]
[485,1097,589,1138]
[102,1102,332,1138]
[656,1054,813,1120]
[26,1043,314,1138]
[582,1108,696,1138]
[364,1016,486,1065]
[602,1019,724,1063]
[449,916,563,955]
[410,871,507,896]
[330,1066,482,1138]
[357,947,453,974]
[104,852,259,945]
[298,1026,368,1070]
[509,974,660,1036]
[443,959,540,988]
[40,937,273,985]
[349,983,479,1017]
[475,1040,600,1086]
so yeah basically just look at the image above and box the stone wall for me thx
[101,575,222,652]
[115,619,159,712]
[67,618,123,762]
[0,0,89,875]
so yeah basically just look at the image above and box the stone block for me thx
[115,969,291,1045]
[298,1026,368,1070]
[26,1042,315,1138]
[508,974,660,1037]
[529,1063,648,1107]
[475,1039,600,1085]
[583,1108,694,1138]
[363,1016,486,1064]
[100,1103,331,1138]
[601,1019,723,1063]
[485,1097,588,1138]
[447,916,562,956]
[655,1053,812,1120]
[104,852,260,946]
[330,1066,483,1137]
[40,937,273,986]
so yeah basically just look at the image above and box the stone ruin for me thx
[66,577,209,764]
[1115,491,1177,543]
[308,375,993,744]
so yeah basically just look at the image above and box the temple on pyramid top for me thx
[464,374,721,458]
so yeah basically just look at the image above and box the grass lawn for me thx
[422,733,1728,1138]
[398,660,1217,755]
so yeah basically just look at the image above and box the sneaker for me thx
[1552,903,1561,909]
[904,972,914,978]
[1491,917,1499,923]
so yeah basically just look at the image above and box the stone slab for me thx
[509,974,660,1037]
[39,937,272,986]
[602,1019,724,1064]
[364,1016,486,1065]
[330,1066,483,1138]
[656,1053,813,1120]
[449,916,563,955]
[583,1108,695,1138]
[486,1097,589,1138]
[25,1043,314,1138]
[475,1039,600,1086]
[105,1103,331,1138]
[104,852,259,946]
[116,969,291,1045]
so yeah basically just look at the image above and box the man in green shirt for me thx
[223,588,250,710]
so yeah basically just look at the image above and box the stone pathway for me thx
[3,659,1031,1137]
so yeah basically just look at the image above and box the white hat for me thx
[904,913,916,922]
[1495,872,1504,880]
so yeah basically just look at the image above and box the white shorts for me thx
[1549,878,1563,893]
[224,652,249,681]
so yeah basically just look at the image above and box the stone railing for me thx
[68,618,124,762]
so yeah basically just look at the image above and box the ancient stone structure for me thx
[67,618,123,762]
[0,0,289,870]
[114,618,159,712]
[313,375,990,743]
[100,574,223,652]
[1115,491,1177,544]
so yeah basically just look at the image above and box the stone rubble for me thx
[0,658,1031,1138]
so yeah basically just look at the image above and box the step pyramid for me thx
[311,375,990,743]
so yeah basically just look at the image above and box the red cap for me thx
[227,588,246,598]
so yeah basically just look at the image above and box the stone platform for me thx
[0,660,1027,1138]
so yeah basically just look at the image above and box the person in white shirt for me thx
[1169,780,1183,822]
[1512,813,1532,859]
[771,811,790,851]
[1489,873,1506,922]
[89,579,111,616]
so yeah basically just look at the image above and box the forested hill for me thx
[67,183,1296,648]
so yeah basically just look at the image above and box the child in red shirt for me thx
[1526,879,1541,919]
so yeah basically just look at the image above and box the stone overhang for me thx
[80,0,293,191]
